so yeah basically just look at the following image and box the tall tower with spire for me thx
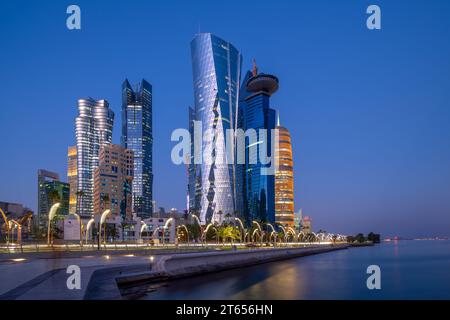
[274,116,295,227]
[238,60,278,225]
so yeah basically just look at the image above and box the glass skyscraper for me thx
[75,98,114,218]
[190,33,242,224]
[121,79,153,219]
[238,62,278,224]
[187,106,202,215]
[37,169,59,230]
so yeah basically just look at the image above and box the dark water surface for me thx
[139,241,450,300]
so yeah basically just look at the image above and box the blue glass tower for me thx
[121,79,153,219]
[239,62,278,224]
[190,33,242,224]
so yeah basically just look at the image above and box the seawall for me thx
[108,244,349,299]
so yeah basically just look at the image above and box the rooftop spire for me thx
[277,111,280,126]
[252,59,258,77]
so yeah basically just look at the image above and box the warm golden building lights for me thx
[275,125,295,227]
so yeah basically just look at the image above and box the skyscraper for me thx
[121,79,153,219]
[38,169,59,224]
[93,144,134,221]
[187,106,201,215]
[274,119,295,227]
[239,61,278,224]
[67,146,77,214]
[75,98,114,218]
[190,33,242,224]
[37,169,70,231]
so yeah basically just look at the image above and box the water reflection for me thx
[137,241,450,300]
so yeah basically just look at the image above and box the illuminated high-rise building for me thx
[37,169,70,231]
[75,98,114,218]
[190,33,242,224]
[121,79,153,219]
[67,146,77,214]
[238,61,278,224]
[274,118,295,227]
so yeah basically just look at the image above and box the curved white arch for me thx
[48,203,61,222]
[252,220,262,231]
[140,223,148,234]
[191,214,202,227]
[100,209,111,225]
[164,218,174,229]
[85,218,95,243]
[266,223,276,234]
[47,203,61,245]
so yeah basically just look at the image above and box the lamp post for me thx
[162,218,174,246]
[73,212,83,247]
[47,203,61,246]
[99,209,111,249]
[202,223,214,244]
[85,218,94,245]
[177,225,189,245]
[266,223,276,246]
[234,218,245,243]
[140,223,148,240]
[252,221,263,245]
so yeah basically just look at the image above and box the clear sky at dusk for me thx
[1,0,449,238]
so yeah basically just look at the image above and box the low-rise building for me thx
[141,217,176,243]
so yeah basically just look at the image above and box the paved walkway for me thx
[0,253,154,299]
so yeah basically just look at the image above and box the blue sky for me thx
[1,0,449,238]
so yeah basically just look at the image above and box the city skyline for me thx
[1,0,450,237]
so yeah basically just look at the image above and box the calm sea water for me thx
[139,240,450,300]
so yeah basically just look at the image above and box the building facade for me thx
[238,62,278,225]
[274,122,295,227]
[141,217,176,244]
[93,144,134,221]
[75,98,114,218]
[39,179,70,232]
[190,33,242,224]
[121,79,153,219]
[187,106,202,215]
[36,169,59,229]
[67,146,77,214]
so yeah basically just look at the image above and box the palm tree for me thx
[48,190,61,207]
[215,226,240,245]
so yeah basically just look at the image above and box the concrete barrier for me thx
[115,244,349,292]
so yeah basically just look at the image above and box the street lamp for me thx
[266,223,276,246]
[234,218,245,243]
[162,218,174,246]
[252,221,263,245]
[47,203,61,246]
[177,225,190,245]
[99,209,111,247]
[85,218,94,245]
[140,223,148,237]
[72,212,84,247]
